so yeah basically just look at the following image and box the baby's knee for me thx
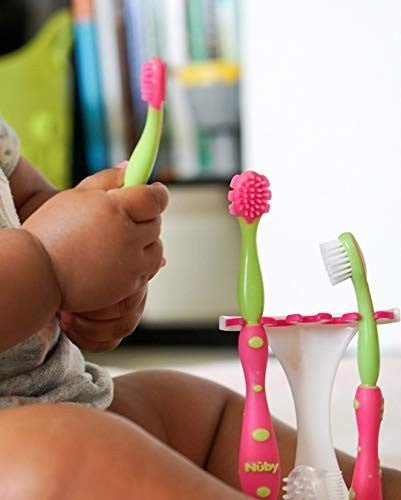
[0,403,130,499]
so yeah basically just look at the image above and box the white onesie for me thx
[0,117,113,409]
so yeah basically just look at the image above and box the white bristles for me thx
[320,239,352,286]
[283,466,348,500]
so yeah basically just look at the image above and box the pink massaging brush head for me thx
[228,171,271,223]
[141,56,166,110]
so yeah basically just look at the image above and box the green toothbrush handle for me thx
[355,283,380,386]
[339,233,380,387]
[238,218,264,324]
[357,312,380,387]
[124,106,163,187]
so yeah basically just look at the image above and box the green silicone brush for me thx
[124,57,166,187]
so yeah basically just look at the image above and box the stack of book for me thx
[72,0,241,182]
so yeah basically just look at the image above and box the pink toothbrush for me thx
[124,56,166,186]
[228,171,280,499]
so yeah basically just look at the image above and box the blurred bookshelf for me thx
[0,0,242,182]
[0,0,242,345]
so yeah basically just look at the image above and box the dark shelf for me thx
[123,324,238,347]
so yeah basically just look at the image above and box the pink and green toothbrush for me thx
[228,171,281,499]
[321,233,384,500]
[124,56,166,187]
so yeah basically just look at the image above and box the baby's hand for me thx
[58,286,147,352]
[23,167,169,315]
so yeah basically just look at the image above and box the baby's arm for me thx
[0,228,61,351]
[9,156,58,222]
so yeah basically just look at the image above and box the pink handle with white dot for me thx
[350,385,383,500]
[238,324,281,499]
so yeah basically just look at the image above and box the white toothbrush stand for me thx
[268,322,354,472]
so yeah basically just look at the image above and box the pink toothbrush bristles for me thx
[141,56,167,110]
[228,171,271,223]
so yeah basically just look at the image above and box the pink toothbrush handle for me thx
[351,385,384,500]
[238,324,281,499]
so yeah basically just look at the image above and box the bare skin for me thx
[0,157,399,499]
[4,158,167,353]
[109,370,401,499]
[0,401,246,500]
[0,371,400,499]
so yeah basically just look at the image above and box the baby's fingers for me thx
[72,288,147,322]
[109,183,169,222]
[59,289,146,345]
[77,162,127,191]
[143,239,164,276]
[148,257,167,281]
[66,330,121,353]
[62,304,144,344]
[136,217,161,248]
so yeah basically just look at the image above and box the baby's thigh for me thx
[0,404,138,499]
[0,403,245,500]
[109,370,298,488]
[109,370,244,487]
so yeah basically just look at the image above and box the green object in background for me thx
[187,0,212,174]
[0,9,73,188]
[179,60,240,179]
[187,0,209,61]
[197,129,211,175]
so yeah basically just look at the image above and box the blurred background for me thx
[0,0,400,468]
[0,0,399,349]
[0,0,243,344]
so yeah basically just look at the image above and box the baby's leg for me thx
[109,369,401,499]
[0,403,246,499]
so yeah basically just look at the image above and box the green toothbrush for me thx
[321,232,383,499]
[124,57,166,187]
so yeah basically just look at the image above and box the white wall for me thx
[242,1,401,350]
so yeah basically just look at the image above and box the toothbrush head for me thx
[228,171,271,224]
[320,232,366,286]
[321,233,380,387]
[141,56,167,110]
[283,466,347,500]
